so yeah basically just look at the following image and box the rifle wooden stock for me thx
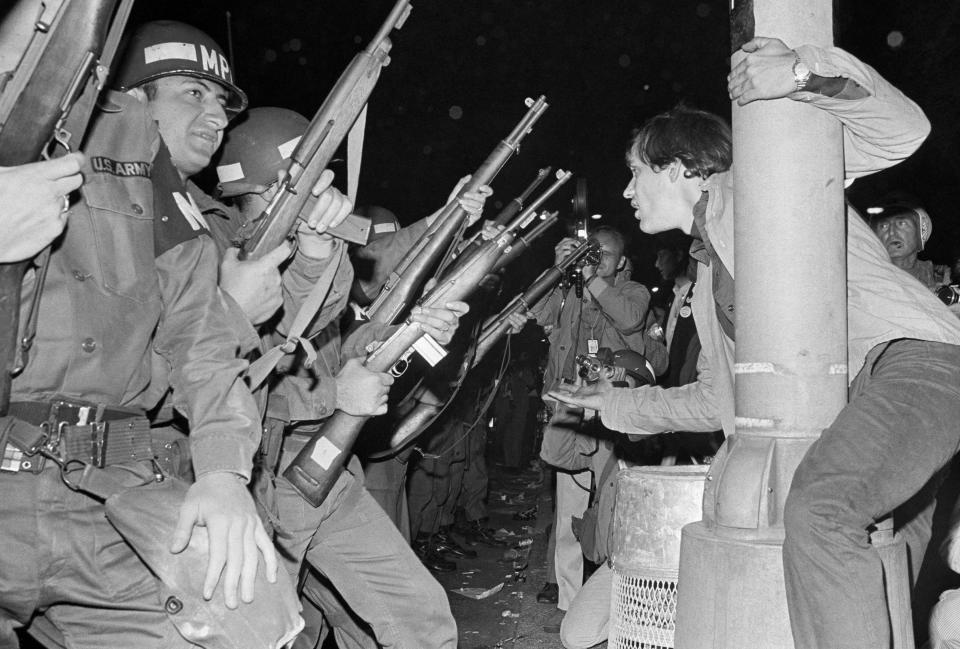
[387,240,596,450]
[238,0,410,259]
[363,95,549,325]
[282,222,521,506]
[0,0,123,413]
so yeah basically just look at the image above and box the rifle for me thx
[362,95,549,326]
[0,0,133,414]
[236,0,412,258]
[282,201,545,506]
[387,240,600,449]
[444,169,571,277]
[492,166,551,227]
[491,210,558,273]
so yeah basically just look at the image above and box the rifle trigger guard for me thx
[390,357,410,378]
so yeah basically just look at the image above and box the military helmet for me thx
[610,349,655,386]
[871,204,934,251]
[215,107,309,197]
[113,20,247,117]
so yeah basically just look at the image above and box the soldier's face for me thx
[874,215,920,260]
[147,76,229,179]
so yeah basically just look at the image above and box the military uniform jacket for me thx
[12,92,261,479]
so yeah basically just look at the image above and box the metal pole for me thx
[674,0,846,647]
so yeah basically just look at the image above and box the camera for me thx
[936,284,960,307]
[563,244,602,297]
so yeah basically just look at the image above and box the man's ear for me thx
[617,255,627,271]
[668,160,684,182]
[126,87,148,104]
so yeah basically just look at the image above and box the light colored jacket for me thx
[602,44,960,438]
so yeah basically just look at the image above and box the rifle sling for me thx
[246,246,344,390]
[15,0,136,375]
[346,104,366,204]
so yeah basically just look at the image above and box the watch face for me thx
[796,61,811,78]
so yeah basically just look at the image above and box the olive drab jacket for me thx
[10,91,261,480]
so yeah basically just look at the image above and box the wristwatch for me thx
[792,51,812,92]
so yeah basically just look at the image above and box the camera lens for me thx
[936,285,960,306]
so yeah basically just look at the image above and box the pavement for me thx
[429,463,587,649]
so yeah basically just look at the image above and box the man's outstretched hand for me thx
[546,378,613,413]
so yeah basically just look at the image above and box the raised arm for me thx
[728,37,930,180]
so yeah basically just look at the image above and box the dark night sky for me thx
[130,0,960,286]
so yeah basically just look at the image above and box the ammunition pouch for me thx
[104,475,304,649]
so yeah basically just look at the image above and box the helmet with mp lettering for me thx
[112,20,247,117]
[215,107,309,197]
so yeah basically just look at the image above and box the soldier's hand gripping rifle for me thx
[236,0,413,258]
[387,239,599,449]
[362,96,549,326]
[0,0,134,414]
[282,203,545,506]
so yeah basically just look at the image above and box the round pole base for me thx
[674,521,794,649]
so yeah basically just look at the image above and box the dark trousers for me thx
[783,339,960,649]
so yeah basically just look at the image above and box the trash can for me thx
[608,465,707,649]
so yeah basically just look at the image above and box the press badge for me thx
[587,339,599,355]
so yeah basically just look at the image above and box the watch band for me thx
[792,51,812,92]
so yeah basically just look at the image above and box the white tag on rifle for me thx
[310,437,342,470]
[412,333,447,366]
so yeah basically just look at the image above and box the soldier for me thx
[870,203,944,290]
[1,19,300,648]
[214,106,490,648]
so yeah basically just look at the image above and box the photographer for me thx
[507,225,662,624]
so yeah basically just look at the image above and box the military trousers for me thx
[0,462,191,649]
[274,433,457,649]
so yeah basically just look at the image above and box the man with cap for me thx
[214,106,491,649]
[871,203,945,290]
[0,19,303,649]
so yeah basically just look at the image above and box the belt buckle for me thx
[90,421,108,468]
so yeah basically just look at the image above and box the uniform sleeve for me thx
[277,241,352,339]
[218,289,262,356]
[585,278,649,334]
[153,236,261,480]
[599,344,722,435]
[792,45,930,181]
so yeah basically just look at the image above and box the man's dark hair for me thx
[628,104,732,179]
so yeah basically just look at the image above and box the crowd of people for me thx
[2,5,960,649]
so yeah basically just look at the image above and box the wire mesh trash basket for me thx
[608,465,707,649]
